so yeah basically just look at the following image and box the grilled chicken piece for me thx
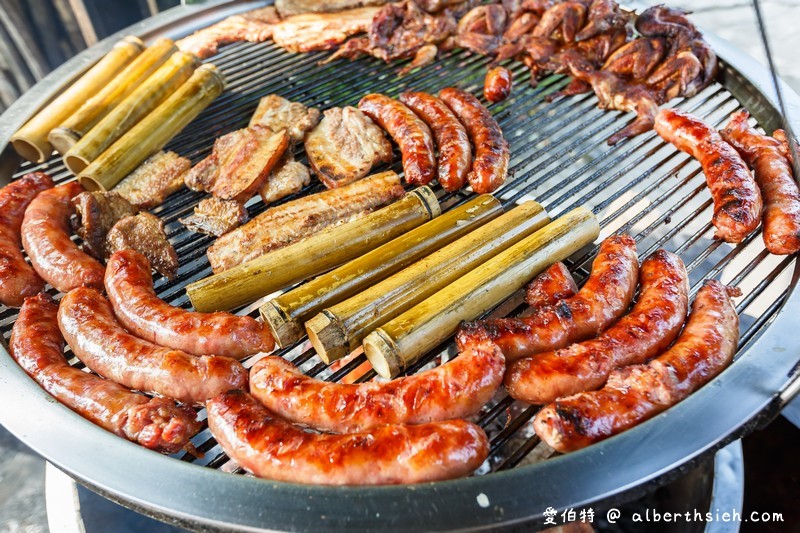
[368,1,457,61]
[249,94,321,143]
[272,7,381,53]
[113,151,190,209]
[207,171,404,273]
[259,152,311,204]
[180,197,249,238]
[71,192,139,259]
[455,4,507,55]
[106,212,179,280]
[185,126,290,203]
[275,0,390,17]
[304,106,393,189]
[176,6,280,59]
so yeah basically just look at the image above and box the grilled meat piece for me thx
[532,1,587,42]
[259,151,311,204]
[275,0,390,17]
[455,4,507,55]
[575,0,629,42]
[304,106,393,188]
[71,191,139,259]
[112,151,190,209]
[272,7,381,53]
[249,94,321,143]
[176,6,279,59]
[368,0,457,61]
[180,197,249,238]
[105,212,179,280]
[602,37,668,79]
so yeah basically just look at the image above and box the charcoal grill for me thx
[0,1,798,530]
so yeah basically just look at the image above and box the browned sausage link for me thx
[357,93,436,185]
[58,287,248,405]
[10,293,200,453]
[0,173,53,307]
[456,235,639,362]
[654,108,762,243]
[524,261,578,309]
[21,181,105,293]
[506,250,689,404]
[772,129,798,166]
[721,111,800,255]
[484,66,513,103]
[249,338,504,433]
[105,250,274,359]
[207,390,489,485]
[534,280,739,452]
[398,91,472,191]
[439,87,509,194]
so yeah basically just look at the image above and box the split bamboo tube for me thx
[64,50,198,175]
[305,200,550,364]
[262,194,503,348]
[186,186,441,313]
[363,206,599,378]
[49,38,177,155]
[11,36,144,163]
[78,63,224,192]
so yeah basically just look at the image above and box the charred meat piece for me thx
[272,7,381,53]
[176,6,279,59]
[455,4,507,55]
[106,212,179,280]
[304,106,393,188]
[368,1,457,61]
[71,191,139,259]
[249,94,321,143]
[259,151,311,204]
[113,151,190,209]
[180,197,249,238]
[275,0,390,17]
[575,0,629,42]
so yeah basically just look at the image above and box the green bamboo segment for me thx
[78,63,224,192]
[49,38,177,155]
[261,194,503,348]
[186,186,441,313]
[305,201,550,364]
[11,36,144,163]
[363,207,599,378]
[65,50,198,175]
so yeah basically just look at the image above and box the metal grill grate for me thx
[0,35,795,482]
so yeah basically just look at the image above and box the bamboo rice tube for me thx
[262,194,503,348]
[11,36,144,163]
[306,201,550,364]
[363,207,599,378]
[186,187,440,313]
[78,63,224,192]
[49,38,177,155]
[65,50,198,175]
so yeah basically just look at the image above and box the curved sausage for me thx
[439,87,509,194]
[720,111,800,255]
[398,91,472,191]
[21,181,105,293]
[524,261,578,310]
[207,390,489,485]
[484,66,513,103]
[0,173,52,307]
[534,280,739,452]
[249,338,504,433]
[654,108,762,243]
[506,250,689,404]
[58,287,247,405]
[357,93,436,185]
[105,250,274,359]
[456,235,639,362]
[10,293,200,453]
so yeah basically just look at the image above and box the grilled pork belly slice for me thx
[113,151,190,209]
[249,94,321,143]
[71,191,139,259]
[272,7,381,53]
[275,0,390,17]
[176,6,280,59]
[106,212,179,280]
[259,151,311,204]
[180,197,249,238]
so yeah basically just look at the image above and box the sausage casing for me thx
[524,261,578,310]
[484,66,513,103]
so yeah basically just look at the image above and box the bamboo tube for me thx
[186,186,441,313]
[262,194,503,348]
[64,50,198,175]
[49,38,177,155]
[363,207,599,378]
[305,201,550,364]
[78,63,224,192]
[11,36,143,163]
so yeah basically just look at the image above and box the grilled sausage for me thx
[358,93,436,185]
[534,280,739,452]
[772,129,798,166]
[58,287,247,405]
[0,173,52,307]
[249,338,504,433]
[398,91,472,191]
[654,108,762,243]
[21,181,105,293]
[506,250,689,404]
[439,87,509,194]
[720,111,800,255]
[484,66,513,103]
[207,390,489,485]
[10,293,200,453]
[524,261,578,310]
[105,250,274,359]
[456,235,639,362]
